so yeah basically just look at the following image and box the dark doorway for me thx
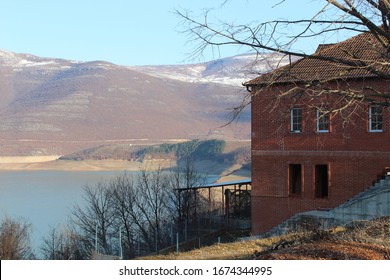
[289,164,302,196]
[315,165,328,198]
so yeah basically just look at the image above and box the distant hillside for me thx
[131,52,291,86]
[136,139,226,160]
[59,139,251,168]
[0,49,287,156]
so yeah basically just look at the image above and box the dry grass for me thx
[140,239,269,260]
[139,217,390,260]
[138,233,298,260]
[255,217,390,260]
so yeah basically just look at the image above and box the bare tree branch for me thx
[177,0,390,120]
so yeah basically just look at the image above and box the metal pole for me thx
[171,224,174,246]
[222,186,225,215]
[155,228,158,253]
[119,226,123,260]
[176,232,179,253]
[185,218,188,241]
[137,234,140,257]
[95,224,98,253]
[208,188,211,232]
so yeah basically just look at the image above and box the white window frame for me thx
[316,109,330,133]
[369,105,383,132]
[290,108,302,133]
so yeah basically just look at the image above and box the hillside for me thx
[0,50,287,156]
[140,217,390,260]
[130,52,292,86]
[57,139,251,177]
[60,139,248,159]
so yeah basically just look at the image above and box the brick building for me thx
[245,32,390,234]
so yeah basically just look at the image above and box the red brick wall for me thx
[251,78,390,234]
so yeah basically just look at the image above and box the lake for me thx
[0,170,127,256]
[0,170,219,258]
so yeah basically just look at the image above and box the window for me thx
[316,109,330,132]
[290,108,302,132]
[289,164,302,196]
[369,105,383,132]
[315,165,328,198]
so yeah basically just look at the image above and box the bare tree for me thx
[165,159,209,241]
[69,171,177,257]
[0,216,34,260]
[177,0,390,116]
[41,225,89,260]
[71,182,116,256]
[68,164,210,258]
[110,173,139,258]
[135,166,172,252]
[41,226,68,260]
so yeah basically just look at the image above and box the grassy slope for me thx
[139,217,390,260]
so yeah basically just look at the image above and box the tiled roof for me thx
[244,31,390,86]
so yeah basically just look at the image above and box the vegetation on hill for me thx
[59,140,251,168]
[137,139,226,160]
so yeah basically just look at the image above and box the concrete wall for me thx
[265,176,390,236]
[333,176,390,224]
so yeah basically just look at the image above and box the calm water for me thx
[0,170,219,257]
[0,170,129,256]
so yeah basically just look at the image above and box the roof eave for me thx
[243,75,381,92]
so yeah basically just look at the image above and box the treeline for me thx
[139,139,226,160]
[58,139,251,169]
[59,139,227,161]
[136,140,252,167]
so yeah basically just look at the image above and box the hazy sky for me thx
[0,0,345,66]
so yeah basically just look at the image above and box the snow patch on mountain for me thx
[0,48,294,87]
[130,52,293,86]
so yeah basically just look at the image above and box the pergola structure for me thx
[175,179,251,239]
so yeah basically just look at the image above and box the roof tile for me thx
[245,32,390,86]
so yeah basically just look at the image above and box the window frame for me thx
[369,105,383,132]
[290,107,302,133]
[316,109,330,133]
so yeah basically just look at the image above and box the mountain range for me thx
[0,49,288,156]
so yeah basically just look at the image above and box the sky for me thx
[0,0,347,66]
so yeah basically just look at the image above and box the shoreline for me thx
[0,155,61,164]
[0,156,250,181]
[0,157,158,171]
